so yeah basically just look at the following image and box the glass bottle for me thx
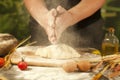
[101,27,119,56]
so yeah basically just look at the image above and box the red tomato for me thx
[17,61,28,70]
[0,57,5,68]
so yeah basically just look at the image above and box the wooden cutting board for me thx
[10,46,102,67]
[11,53,75,67]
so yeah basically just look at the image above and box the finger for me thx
[57,5,66,15]
[48,9,57,27]
[47,27,57,43]
[55,28,62,41]
[51,29,57,43]
[48,33,57,44]
[51,8,57,17]
[49,36,57,44]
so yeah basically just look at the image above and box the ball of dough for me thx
[35,44,81,59]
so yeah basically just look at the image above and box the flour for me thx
[35,44,80,59]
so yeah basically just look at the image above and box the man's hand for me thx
[40,9,57,44]
[40,6,73,44]
[54,6,73,41]
[40,6,72,44]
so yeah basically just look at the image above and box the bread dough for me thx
[35,44,81,59]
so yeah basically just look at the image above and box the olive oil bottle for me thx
[101,27,119,56]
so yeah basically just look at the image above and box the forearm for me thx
[23,0,48,24]
[67,0,106,26]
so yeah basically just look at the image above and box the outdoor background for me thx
[0,0,120,41]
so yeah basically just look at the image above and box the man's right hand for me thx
[40,9,57,44]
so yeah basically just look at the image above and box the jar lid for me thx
[108,27,115,33]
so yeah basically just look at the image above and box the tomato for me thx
[17,61,28,70]
[0,57,5,68]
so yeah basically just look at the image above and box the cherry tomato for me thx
[17,61,28,70]
[0,57,5,68]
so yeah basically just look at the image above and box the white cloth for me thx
[1,66,93,80]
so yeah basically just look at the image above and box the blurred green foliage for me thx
[0,0,120,41]
[0,0,30,40]
[102,0,120,41]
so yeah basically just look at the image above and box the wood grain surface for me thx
[10,46,102,67]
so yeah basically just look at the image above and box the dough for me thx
[35,44,81,59]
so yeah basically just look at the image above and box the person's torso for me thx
[45,0,80,10]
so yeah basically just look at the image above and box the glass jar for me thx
[101,27,119,56]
